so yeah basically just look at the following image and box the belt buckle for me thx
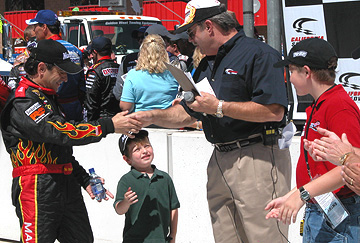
[215,144,220,151]
[239,139,250,147]
[215,144,227,152]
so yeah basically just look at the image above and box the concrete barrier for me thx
[0,129,303,242]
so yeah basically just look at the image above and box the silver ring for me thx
[350,178,354,186]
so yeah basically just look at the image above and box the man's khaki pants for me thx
[207,142,291,243]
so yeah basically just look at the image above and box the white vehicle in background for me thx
[58,11,161,62]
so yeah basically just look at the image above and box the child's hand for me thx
[124,187,138,205]
[265,196,286,219]
[277,192,304,225]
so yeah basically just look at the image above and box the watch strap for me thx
[299,186,311,202]
[215,100,224,118]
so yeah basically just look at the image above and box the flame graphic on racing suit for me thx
[10,139,58,168]
[48,121,102,139]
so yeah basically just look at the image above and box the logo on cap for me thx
[63,52,71,60]
[182,5,196,27]
[293,51,307,58]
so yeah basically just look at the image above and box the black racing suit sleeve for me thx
[8,66,21,90]
[8,95,114,146]
[85,70,101,121]
[71,155,91,189]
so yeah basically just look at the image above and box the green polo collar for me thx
[130,164,164,179]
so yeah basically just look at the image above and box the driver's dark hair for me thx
[24,56,55,76]
[97,49,112,57]
[38,20,61,35]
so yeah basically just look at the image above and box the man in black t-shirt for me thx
[128,1,291,242]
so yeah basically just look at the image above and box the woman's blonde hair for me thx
[136,34,169,73]
[192,46,205,69]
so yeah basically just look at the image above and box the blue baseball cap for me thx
[88,36,112,52]
[145,24,174,39]
[131,26,149,39]
[26,10,58,26]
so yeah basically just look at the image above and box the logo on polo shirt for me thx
[309,120,320,132]
[225,69,238,75]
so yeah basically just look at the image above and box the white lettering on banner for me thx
[102,68,118,77]
[105,21,119,25]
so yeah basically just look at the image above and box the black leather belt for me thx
[214,136,263,152]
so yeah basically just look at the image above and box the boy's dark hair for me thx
[292,56,337,84]
[119,130,149,157]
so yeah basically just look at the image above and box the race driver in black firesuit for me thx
[85,36,121,121]
[0,39,142,243]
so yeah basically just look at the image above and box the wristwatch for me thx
[339,152,352,165]
[215,100,224,118]
[299,186,311,202]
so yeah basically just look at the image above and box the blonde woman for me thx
[190,46,206,75]
[120,34,179,112]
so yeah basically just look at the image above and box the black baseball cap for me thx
[119,130,149,155]
[274,38,337,69]
[174,0,226,34]
[30,39,82,74]
[88,36,112,52]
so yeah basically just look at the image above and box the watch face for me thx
[300,190,310,201]
[215,112,223,118]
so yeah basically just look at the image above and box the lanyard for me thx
[303,84,336,180]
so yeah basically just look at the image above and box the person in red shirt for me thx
[265,38,360,242]
[0,76,10,113]
[300,45,360,196]
[304,127,360,195]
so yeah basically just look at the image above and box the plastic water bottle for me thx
[89,168,106,201]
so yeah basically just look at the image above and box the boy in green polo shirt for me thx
[114,130,180,243]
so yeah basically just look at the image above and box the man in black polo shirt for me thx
[129,1,291,242]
